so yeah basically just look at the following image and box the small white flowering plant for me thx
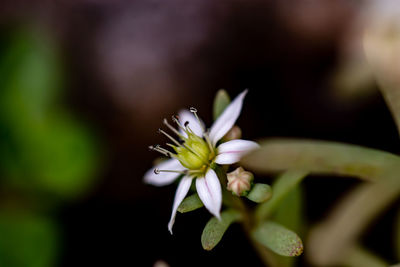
[142,4,400,264]
[144,90,259,233]
[144,90,304,264]
[144,85,400,266]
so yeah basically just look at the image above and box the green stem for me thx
[215,166,279,267]
[255,170,308,224]
[215,166,249,223]
[343,246,388,267]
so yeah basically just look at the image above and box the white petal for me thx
[143,158,185,186]
[196,169,222,219]
[168,176,192,234]
[215,139,259,165]
[178,109,205,138]
[209,90,248,145]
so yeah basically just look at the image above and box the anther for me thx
[154,168,161,174]
[171,115,180,123]
[184,120,195,135]
[189,106,206,134]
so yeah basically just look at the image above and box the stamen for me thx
[189,107,214,151]
[154,168,187,175]
[171,115,187,132]
[149,145,172,157]
[163,118,185,140]
[171,112,208,164]
[183,121,196,136]
[203,132,214,152]
[155,145,173,157]
[167,140,207,165]
[154,167,206,178]
[158,128,181,146]
[189,106,206,133]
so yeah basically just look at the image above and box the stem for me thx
[342,246,388,267]
[215,166,250,224]
[255,170,308,224]
[252,242,284,267]
[214,166,277,267]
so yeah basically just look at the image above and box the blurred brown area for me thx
[1,0,399,266]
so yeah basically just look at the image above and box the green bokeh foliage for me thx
[0,29,99,197]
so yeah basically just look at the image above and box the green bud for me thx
[246,183,272,203]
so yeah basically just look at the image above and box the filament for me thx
[189,107,206,133]
[171,115,187,132]
[158,128,181,147]
[154,168,187,175]
[189,106,213,151]
[149,145,173,157]
[163,118,185,140]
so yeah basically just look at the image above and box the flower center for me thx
[150,108,216,175]
[174,131,212,170]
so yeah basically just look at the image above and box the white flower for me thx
[144,90,259,234]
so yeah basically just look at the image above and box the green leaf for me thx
[255,170,307,222]
[27,115,99,197]
[213,89,231,121]
[308,179,400,265]
[0,30,60,123]
[273,185,304,235]
[246,183,272,203]
[242,140,400,264]
[0,212,58,267]
[178,194,203,213]
[0,30,99,198]
[263,185,305,267]
[242,138,400,181]
[252,221,303,257]
[201,209,242,250]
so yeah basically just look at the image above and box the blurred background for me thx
[0,0,399,266]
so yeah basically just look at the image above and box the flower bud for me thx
[223,125,242,141]
[227,167,253,196]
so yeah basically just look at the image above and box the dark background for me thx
[1,1,399,266]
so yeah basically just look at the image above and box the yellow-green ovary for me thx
[174,133,211,170]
